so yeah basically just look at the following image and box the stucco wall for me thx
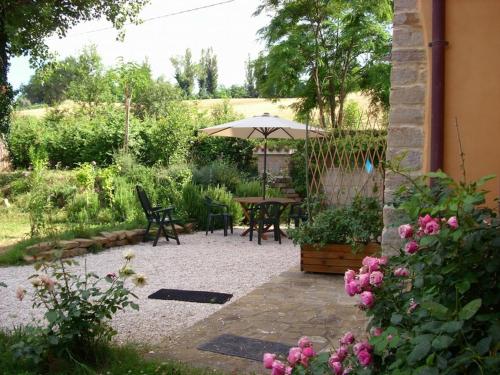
[384,0,500,254]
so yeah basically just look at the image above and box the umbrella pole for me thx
[263,137,267,199]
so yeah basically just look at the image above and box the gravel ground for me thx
[0,228,299,345]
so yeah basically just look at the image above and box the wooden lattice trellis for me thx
[307,112,387,206]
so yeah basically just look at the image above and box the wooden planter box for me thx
[300,242,381,274]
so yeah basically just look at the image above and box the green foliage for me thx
[192,160,242,193]
[364,171,500,374]
[235,179,282,198]
[289,141,308,197]
[197,48,218,97]
[171,49,196,97]
[8,256,142,369]
[288,196,382,249]
[0,328,227,375]
[255,0,392,124]
[27,148,51,237]
[1,0,148,131]
[343,100,363,129]
[182,183,243,230]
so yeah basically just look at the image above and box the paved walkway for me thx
[147,266,367,374]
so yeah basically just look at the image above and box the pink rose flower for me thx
[336,345,348,361]
[272,360,286,375]
[353,340,373,355]
[387,334,393,341]
[342,366,353,374]
[357,349,372,367]
[447,216,458,229]
[263,353,276,369]
[330,360,343,375]
[298,336,312,348]
[424,219,440,235]
[371,327,383,336]
[287,347,302,366]
[40,274,56,291]
[358,273,371,288]
[345,280,361,297]
[16,286,26,301]
[398,224,413,239]
[340,332,355,345]
[285,366,293,375]
[302,346,315,358]
[106,272,117,280]
[369,271,384,287]
[359,265,369,274]
[394,267,410,277]
[362,257,380,272]
[407,298,419,314]
[300,353,309,367]
[404,240,419,254]
[418,214,433,229]
[378,256,388,265]
[360,291,375,308]
[344,269,356,283]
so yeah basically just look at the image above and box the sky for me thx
[8,0,270,90]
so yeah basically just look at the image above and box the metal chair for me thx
[249,201,284,245]
[288,202,308,227]
[205,197,233,236]
[136,185,180,246]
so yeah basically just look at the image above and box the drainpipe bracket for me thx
[428,40,449,47]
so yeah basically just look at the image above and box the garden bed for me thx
[300,242,380,274]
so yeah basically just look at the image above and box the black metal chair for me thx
[136,185,180,246]
[205,197,233,236]
[249,201,284,245]
[288,202,308,227]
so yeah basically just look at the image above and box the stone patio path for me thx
[147,266,367,374]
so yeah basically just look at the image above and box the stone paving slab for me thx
[147,267,367,374]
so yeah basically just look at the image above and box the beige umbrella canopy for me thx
[200,113,325,198]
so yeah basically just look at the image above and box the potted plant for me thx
[289,196,383,274]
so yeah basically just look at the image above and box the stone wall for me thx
[254,147,295,177]
[382,0,427,255]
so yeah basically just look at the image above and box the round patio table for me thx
[233,197,298,238]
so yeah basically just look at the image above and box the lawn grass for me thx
[0,329,225,375]
[0,208,30,248]
[0,219,146,266]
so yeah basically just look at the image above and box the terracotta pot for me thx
[300,242,381,274]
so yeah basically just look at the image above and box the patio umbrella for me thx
[200,113,324,198]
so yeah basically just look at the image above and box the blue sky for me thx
[8,0,269,90]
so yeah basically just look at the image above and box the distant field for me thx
[15,94,371,121]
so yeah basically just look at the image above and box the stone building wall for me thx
[382,0,428,255]
[254,147,295,177]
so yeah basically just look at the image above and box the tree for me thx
[170,49,196,97]
[109,59,152,152]
[0,0,148,134]
[196,48,218,98]
[244,55,258,98]
[255,0,392,127]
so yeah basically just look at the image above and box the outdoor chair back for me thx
[249,201,284,245]
[136,185,180,246]
[205,197,233,236]
[288,202,308,227]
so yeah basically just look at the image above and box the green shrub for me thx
[342,100,363,128]
[67,191,100,224]
[288,196,382,249]
[111,176,141,222]
[182,183,243,230]
[192,160,242,192]
[235,179,282,198]
[74,162,96,191]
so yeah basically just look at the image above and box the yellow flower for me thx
[132,273,147,288]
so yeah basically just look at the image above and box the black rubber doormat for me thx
[148,289,233,304]
[197,334,292,361]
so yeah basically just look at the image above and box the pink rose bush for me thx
[263,333,374,374]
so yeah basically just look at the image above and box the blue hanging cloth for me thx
[365,159,374,174]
